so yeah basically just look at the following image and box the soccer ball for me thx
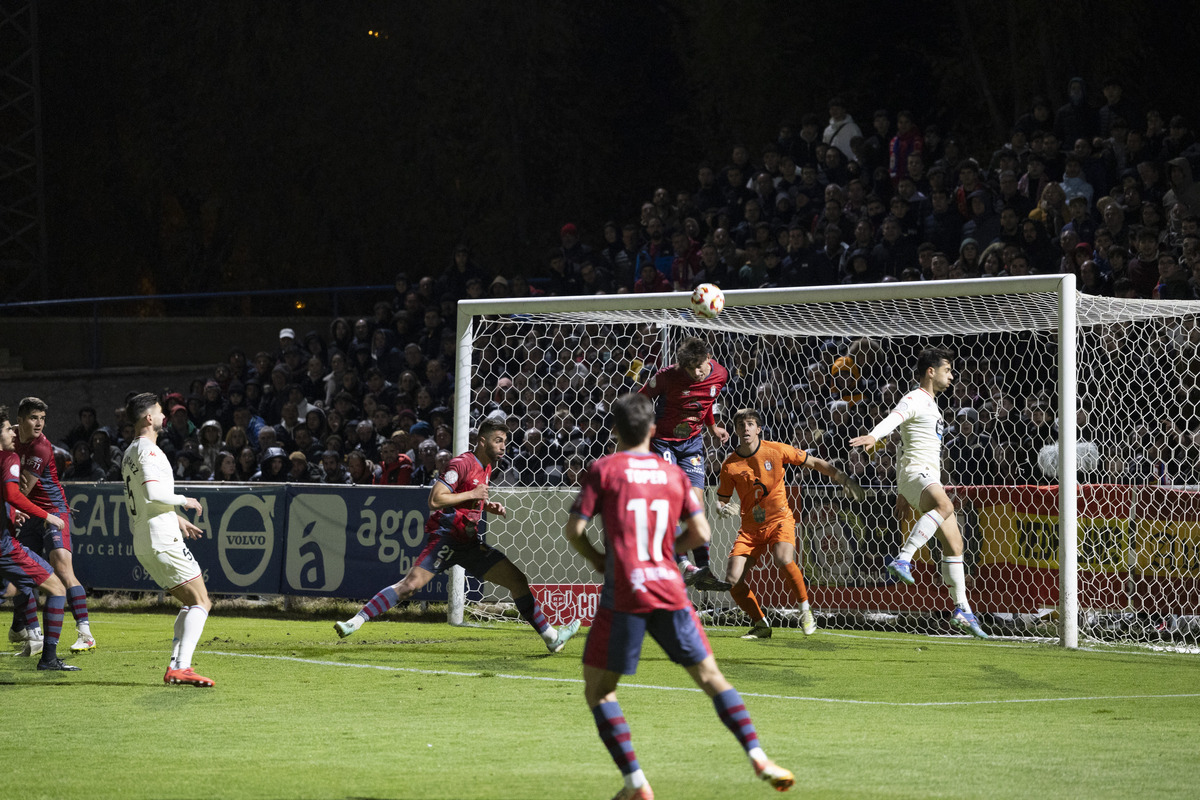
[690,283,725,319]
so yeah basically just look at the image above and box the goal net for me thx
[450,277,1200,650]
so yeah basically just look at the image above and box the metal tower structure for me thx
[0,0,47,301]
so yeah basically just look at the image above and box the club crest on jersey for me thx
[710,387,716,396]
[764,460,773,471]
[690,456,701,466]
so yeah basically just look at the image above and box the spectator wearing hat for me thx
[438,244,487,301]
[560,222,593,274]
[487,275,510,297]
[287,451,318,483]
[162,402,195,456]
[277,327,297,364]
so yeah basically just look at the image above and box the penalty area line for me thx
[205,651,1200,707]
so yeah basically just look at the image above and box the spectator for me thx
[823,96,863,161]
[61,405,98,451]
[210,450,238,482]
[287,451,318,483]
[63,440,106,482]
[319,450,352,484]
[197,419,224,474]
[375,439,413,485]
[235,445,259,481]
[410,439,440,486]
[633,262,671,293]
[252,447,289,482]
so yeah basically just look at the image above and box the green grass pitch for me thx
[3,610,1198,800]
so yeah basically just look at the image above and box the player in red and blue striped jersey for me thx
[335,417,581,652]
[10,397,95,654]
[1,405,79,671]
[637,336,731,591]
[564,393,793,799]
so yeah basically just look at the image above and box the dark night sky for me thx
[21,1,1200,307]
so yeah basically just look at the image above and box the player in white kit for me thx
[121,392,217,685]
[850,347,987,638]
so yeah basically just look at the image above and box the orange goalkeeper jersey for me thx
[716,440,808,529]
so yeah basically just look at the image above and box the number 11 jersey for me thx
[570,450,701,614]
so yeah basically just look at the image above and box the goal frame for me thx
[452,276,1080,647]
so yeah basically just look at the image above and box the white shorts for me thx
[137,544,202,591]
[897,467,940,509]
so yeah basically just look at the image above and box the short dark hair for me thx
[732,408,762,428]
[478,418,508,441]
[17,397,47,418]
[676,337,710,367]
[916,347,954,379]
[613,393,655,444]
[0,405,8,428]
[126,392,159,423]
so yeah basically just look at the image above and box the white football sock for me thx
[942,556,970,611]
[170,606,189,670]
[177,605,209,670]
[898,510,944,561]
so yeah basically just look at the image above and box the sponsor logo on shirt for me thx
[630,565,679,593]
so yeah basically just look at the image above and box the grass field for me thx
[3,607,1199,800]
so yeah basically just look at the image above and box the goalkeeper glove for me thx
[839,474,866,502]
[716,501,739,519]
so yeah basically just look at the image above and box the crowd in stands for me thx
[45,78,1200,490]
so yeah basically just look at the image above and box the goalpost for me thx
[451,276,1200,650]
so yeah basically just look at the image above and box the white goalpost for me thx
[451,276,1200,650]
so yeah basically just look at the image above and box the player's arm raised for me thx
[564,513,605,574]
[804,453,866,502]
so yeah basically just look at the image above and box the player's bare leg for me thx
[483,558,580,652]
[47,548,94,652]
[164,578,214,686]
[335,566,435,639]
[726,554,770,639]
[684,657,794,791]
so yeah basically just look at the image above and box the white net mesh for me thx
[461,283,1200,648]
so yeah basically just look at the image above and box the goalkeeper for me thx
[716,408,864,638]
[849,346,988,638]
